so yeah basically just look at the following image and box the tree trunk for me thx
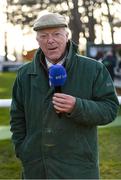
[105,0,114,44]
[69,0,82,45]
[4,30,8,61]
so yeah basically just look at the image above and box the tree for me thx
[4,0,121,61]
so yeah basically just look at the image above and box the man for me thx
[10,12,119,179]
[102,51,117,81]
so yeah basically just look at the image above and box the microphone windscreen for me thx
[49,64,67,87]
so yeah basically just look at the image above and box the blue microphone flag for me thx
[49,64,67,87]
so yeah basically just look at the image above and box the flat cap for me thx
[33,12,68,31]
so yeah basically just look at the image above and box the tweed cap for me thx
[33,12,68,31]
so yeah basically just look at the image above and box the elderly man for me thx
[10,12,119,179]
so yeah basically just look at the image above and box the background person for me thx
[10,12,119,179]
[102,51,117,81]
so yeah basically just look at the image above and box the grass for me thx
[0,139,21,179]
[99,126,121,179]
[0,72,121,179]
[0,72,16,98]
[0,108,11,125]
[0,72,16,125]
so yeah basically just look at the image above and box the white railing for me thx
[118,96,121,104]
[0,99,11,107]
[0,97,121,108]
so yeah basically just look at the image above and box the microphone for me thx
[49,64,67,117]
[49,64,67,93]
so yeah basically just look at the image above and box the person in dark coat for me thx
[102,51,117,81]
[10,12,119,179]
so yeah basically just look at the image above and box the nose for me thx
[47,34,55,43]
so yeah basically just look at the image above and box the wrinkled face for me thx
[36,27,69,63]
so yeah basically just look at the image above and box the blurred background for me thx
[0,0,121,83]
[0,0,121,179]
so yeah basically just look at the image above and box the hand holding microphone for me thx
[52,93,76,114]
[49,64,76,114]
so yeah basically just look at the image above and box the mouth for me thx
[48,47,58,51]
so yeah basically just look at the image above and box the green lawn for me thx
[0,140,22,179]
[0,72,121,179]
[0,72,16,125]
[0,72,16,98]
[98,126,121,179]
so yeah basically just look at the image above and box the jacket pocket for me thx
[76,133,95,163]
[17,133,43,164]
[50,129,96,165]
[15,138,27,160]
[22,159,46,179]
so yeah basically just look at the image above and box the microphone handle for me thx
[55,86,61,93]
[54,86,62,118]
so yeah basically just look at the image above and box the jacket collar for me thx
[27,49,44,75]
[65,41,78,70]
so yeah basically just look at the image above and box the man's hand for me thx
[52,93,76,114]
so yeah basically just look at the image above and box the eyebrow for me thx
[38,28,65,34]
[39,30,61,34]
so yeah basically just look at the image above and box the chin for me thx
[49,57,60,63]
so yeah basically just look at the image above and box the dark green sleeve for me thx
[10,71,26,157]
[66,63,119,126]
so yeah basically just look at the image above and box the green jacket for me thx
[10,41,119,179]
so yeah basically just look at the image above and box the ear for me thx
[66,28,71,40]
[66,31,69,42]
[36,32,40,42]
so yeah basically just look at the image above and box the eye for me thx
[39,34,47,39]
[53,32,61,37]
